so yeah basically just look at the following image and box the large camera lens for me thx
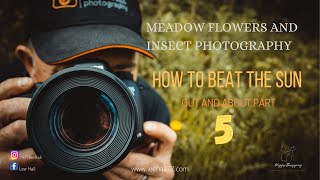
[53,87,115,148]
[27,67,139,173]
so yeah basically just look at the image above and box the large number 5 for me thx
[214,115,233,144]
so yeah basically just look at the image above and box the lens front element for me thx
[54,87,115,148]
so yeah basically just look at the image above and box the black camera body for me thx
[26,61,144,173]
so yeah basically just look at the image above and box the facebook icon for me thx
[9,162,18,171]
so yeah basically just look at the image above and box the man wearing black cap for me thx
[0,0,176,179]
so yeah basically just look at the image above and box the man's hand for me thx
[0,77,43,171]
[103,121,177,180]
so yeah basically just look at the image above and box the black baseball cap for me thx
[27,0,155,64]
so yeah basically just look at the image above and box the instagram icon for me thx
[10,150,19,160]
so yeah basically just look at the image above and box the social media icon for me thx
[9,162,19,171]
[10,150,19,160]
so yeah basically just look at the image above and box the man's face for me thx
[16,44,139,83]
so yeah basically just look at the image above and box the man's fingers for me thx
[117,152,162,177]
[144,121,177,159]
[0,120,28,149]
[0,77,33,100]
[0,148,43,170]
[0,98,30,128]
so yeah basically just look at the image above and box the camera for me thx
[52,0,78,9]
[26,61,144,173]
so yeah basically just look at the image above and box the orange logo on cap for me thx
[52,0,78,9]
